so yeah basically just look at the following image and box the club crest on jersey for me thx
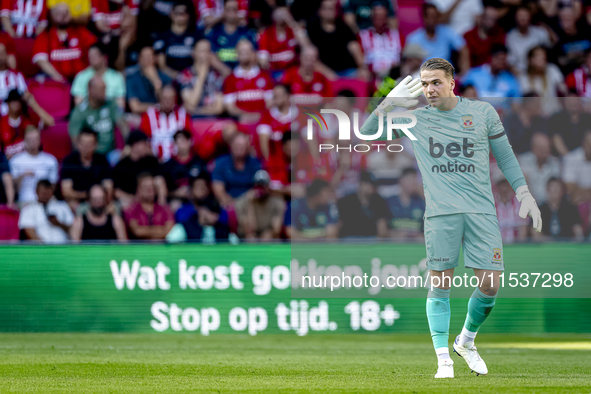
[461,115,474,128]
[492,248,502,262]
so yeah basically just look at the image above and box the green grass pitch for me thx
[0,333,590,393]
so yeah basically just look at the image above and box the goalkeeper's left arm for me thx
[489,130,542,233]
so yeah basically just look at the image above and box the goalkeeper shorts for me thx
[424,213,504,272]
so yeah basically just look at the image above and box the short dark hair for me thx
[282,131,294,145]
[136,172,154,191]
[274,83,291,95]
[79,127,98,140]
[422,3,437,16]
[36,179,52,190]
[419,58,455,79]
[174,129,192,141]
[546,176,564,190]
[337,89,356,106]
[306,178,329,199]
[89,42,108,55]
[490,43,508,56]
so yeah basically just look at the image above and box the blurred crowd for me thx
[0,0,590,243]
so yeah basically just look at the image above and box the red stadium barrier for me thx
[397,4,423,44]
[13,38,38,78]
[0,207,19,240]
[41,120,71,161]
[28,79,71,119]
[331,78,371,98]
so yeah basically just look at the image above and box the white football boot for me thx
[452,335,488,376]
[434,358,454,378]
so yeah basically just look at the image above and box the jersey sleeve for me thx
[487,104,526,191]
[139,113,151,137]
[257,28,269,59]
[0,0,11,16]
[32,32,49,63]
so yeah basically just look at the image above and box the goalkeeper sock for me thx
[426,287,451,360]
[459,288,496,346]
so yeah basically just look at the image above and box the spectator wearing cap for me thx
[337,171,390,238]
[0,152,15,207]
[280,45,333,106]
[19,179,74,242]
[257,6,309,81]
[70,184,127,241]
[113,130,167,208]
[344,0,396,34]
[175,172,231,242]
[291,178,339,239]
[235,169,285,240]
[518,133,561,204]
[161,129,206,205]
[563,130,591,206]
[69,75,129,163]
[566,48,591,97]
[386,168,425,240]
[71,43,126,109]
[206,0,257,69]
[307,0,369,79]
[60,128,112,210]
[463,6,505,68]
[506,6,552,75]
[430,0,483,36]
[212,133,262,207]
[9,126,58,204]
[518,46,567,116]
[405,4,469,74]
[462,44,521,97]
[0,90,43,159]
[550,5,591,76]
[549,92,591,156]
[537,177,584,240]
[126,46,173,115]
[358,3,401,77]
[124,172,174,240]
[32,4,97,82]
[179,39,225,117]
[494,177,528,242]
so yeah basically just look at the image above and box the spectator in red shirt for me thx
[32,4,97,82]
[265,130,298,194]
[124,172,175,240]
[463,6,505,68]
[280,45,333,106]
[195,119,242,162]
[197,0,248,29]
[0,90,39,159]
[566,48,591,97]
[223,39,273,122]
[140,84,193,162]
[358,4,401,77]
[256,83,292,161]
[257,6,309,80]
[0,0,47,38]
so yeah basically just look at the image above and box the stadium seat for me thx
[397,4,423,44]
[0,207,20,240]
[41,120,71,162]
[331,78,371,100]
[27,79,72,119]
[13,38,38,78]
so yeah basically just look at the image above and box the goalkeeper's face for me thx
[420,69,455,109]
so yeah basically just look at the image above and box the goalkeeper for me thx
[359,58,542,379]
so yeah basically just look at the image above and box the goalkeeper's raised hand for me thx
[516,185,542,233]
[375,75,423,115]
